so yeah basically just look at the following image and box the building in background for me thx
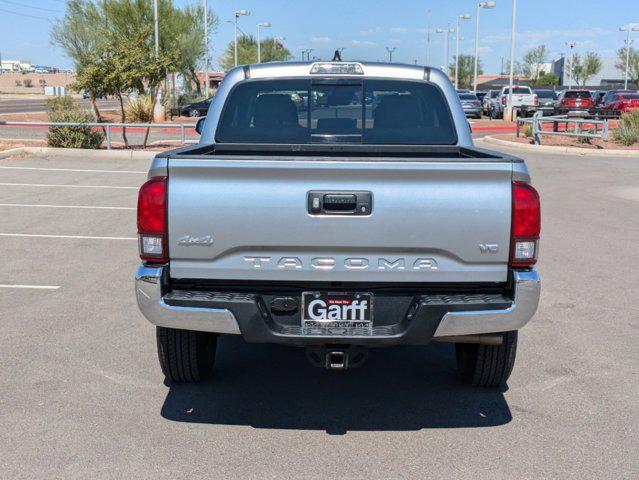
[1,60,33,73]
[550,56,632,87]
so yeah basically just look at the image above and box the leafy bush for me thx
[613,111,639,146]
[45,96,104,149]
[15,79,22,87]
[126,94,154,123]
[23,79,33,88]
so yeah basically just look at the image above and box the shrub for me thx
[15,79,22,87]
[612,111,639,146]
[23,79,33,88]
[46,95,104,149]
[613,123,639,146]
[126,94,154,123]
[523,125,533,138]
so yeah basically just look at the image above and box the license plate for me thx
[302,292,373,328]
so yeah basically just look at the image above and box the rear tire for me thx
[455,331,518,387]
[156,327,217,383]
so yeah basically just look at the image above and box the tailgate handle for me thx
[308,191,372,216]
[323,194,357,211]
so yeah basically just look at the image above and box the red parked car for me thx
[598,93,639,117]
[555,90,595,117]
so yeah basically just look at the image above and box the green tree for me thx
[536,72,559,87]
[616,46,639,87]
[448,55,483,90]
[52,0,218,144]
[521,45,548,87]
[220,35,292,71]
[572,52,603,86]
[50,0,105,121]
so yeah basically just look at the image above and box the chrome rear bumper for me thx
[135,266,540,338]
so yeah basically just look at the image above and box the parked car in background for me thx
[534,89,557,116]
[597,90,637,114]
[494,86,538,119]
[483,89,500,116]
[458,93,483,118]
[591,90,607,106]
[82,90,106,99]
[555,89,595,117]
[597,93,639,117]
[179,97,213,117]
[475,90,488,104]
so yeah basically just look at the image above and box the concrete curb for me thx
[0,147,28,159]
[477,136,639,157]
[0,146,156,161]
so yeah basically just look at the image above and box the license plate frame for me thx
[301,292,373,329]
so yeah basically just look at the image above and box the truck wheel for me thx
[455,331,518,387]
[156,327,217,382]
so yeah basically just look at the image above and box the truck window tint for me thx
[310,84,362,142]
[363,80,457,144]
[502,87,530,94]
[216,79,457,145]
[564,91,591,99]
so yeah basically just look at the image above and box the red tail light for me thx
[510,181,541,267]
[501,96,506,106]
[472,101,481,106]
[137,176,167,263]
[534,95,539,106]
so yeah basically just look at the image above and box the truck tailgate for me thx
[167,157,512,283]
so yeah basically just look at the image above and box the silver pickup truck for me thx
[135,61,541,387]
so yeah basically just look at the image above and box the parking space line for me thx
[0,203,135,210]
[0,166,146,174]
[0,233,137,240]
[0,284,60,290]
[0,182,138,190]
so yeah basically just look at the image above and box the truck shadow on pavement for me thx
[161,335,512,434]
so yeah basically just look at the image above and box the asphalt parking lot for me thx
[0,147,637,479]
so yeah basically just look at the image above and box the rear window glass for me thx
[459,94,478,100]
[535,90,557,99]
[216,79,457,145]
[620,94,639,99]
[564,91,591,99]
[503,87,530,94]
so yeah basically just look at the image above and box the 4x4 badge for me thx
[177,235,214,246]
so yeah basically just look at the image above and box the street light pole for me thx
[153,0,159,58]
[473,2,496,93]
[565,41,576,89]
[234,10,251,67]
[152,0,164,122]
[386,47,396,63]
[203,0,208,98]
[455,13,471,89]
[436,26,454,73]
[507,0,517,113]
[620,23,639,89]
[256,22,271,63]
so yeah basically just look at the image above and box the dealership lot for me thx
[0,149,637,479]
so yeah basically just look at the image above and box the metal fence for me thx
[517,112,609,145]
[0,121,198,150]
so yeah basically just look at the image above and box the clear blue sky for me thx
[0,0,634,74]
